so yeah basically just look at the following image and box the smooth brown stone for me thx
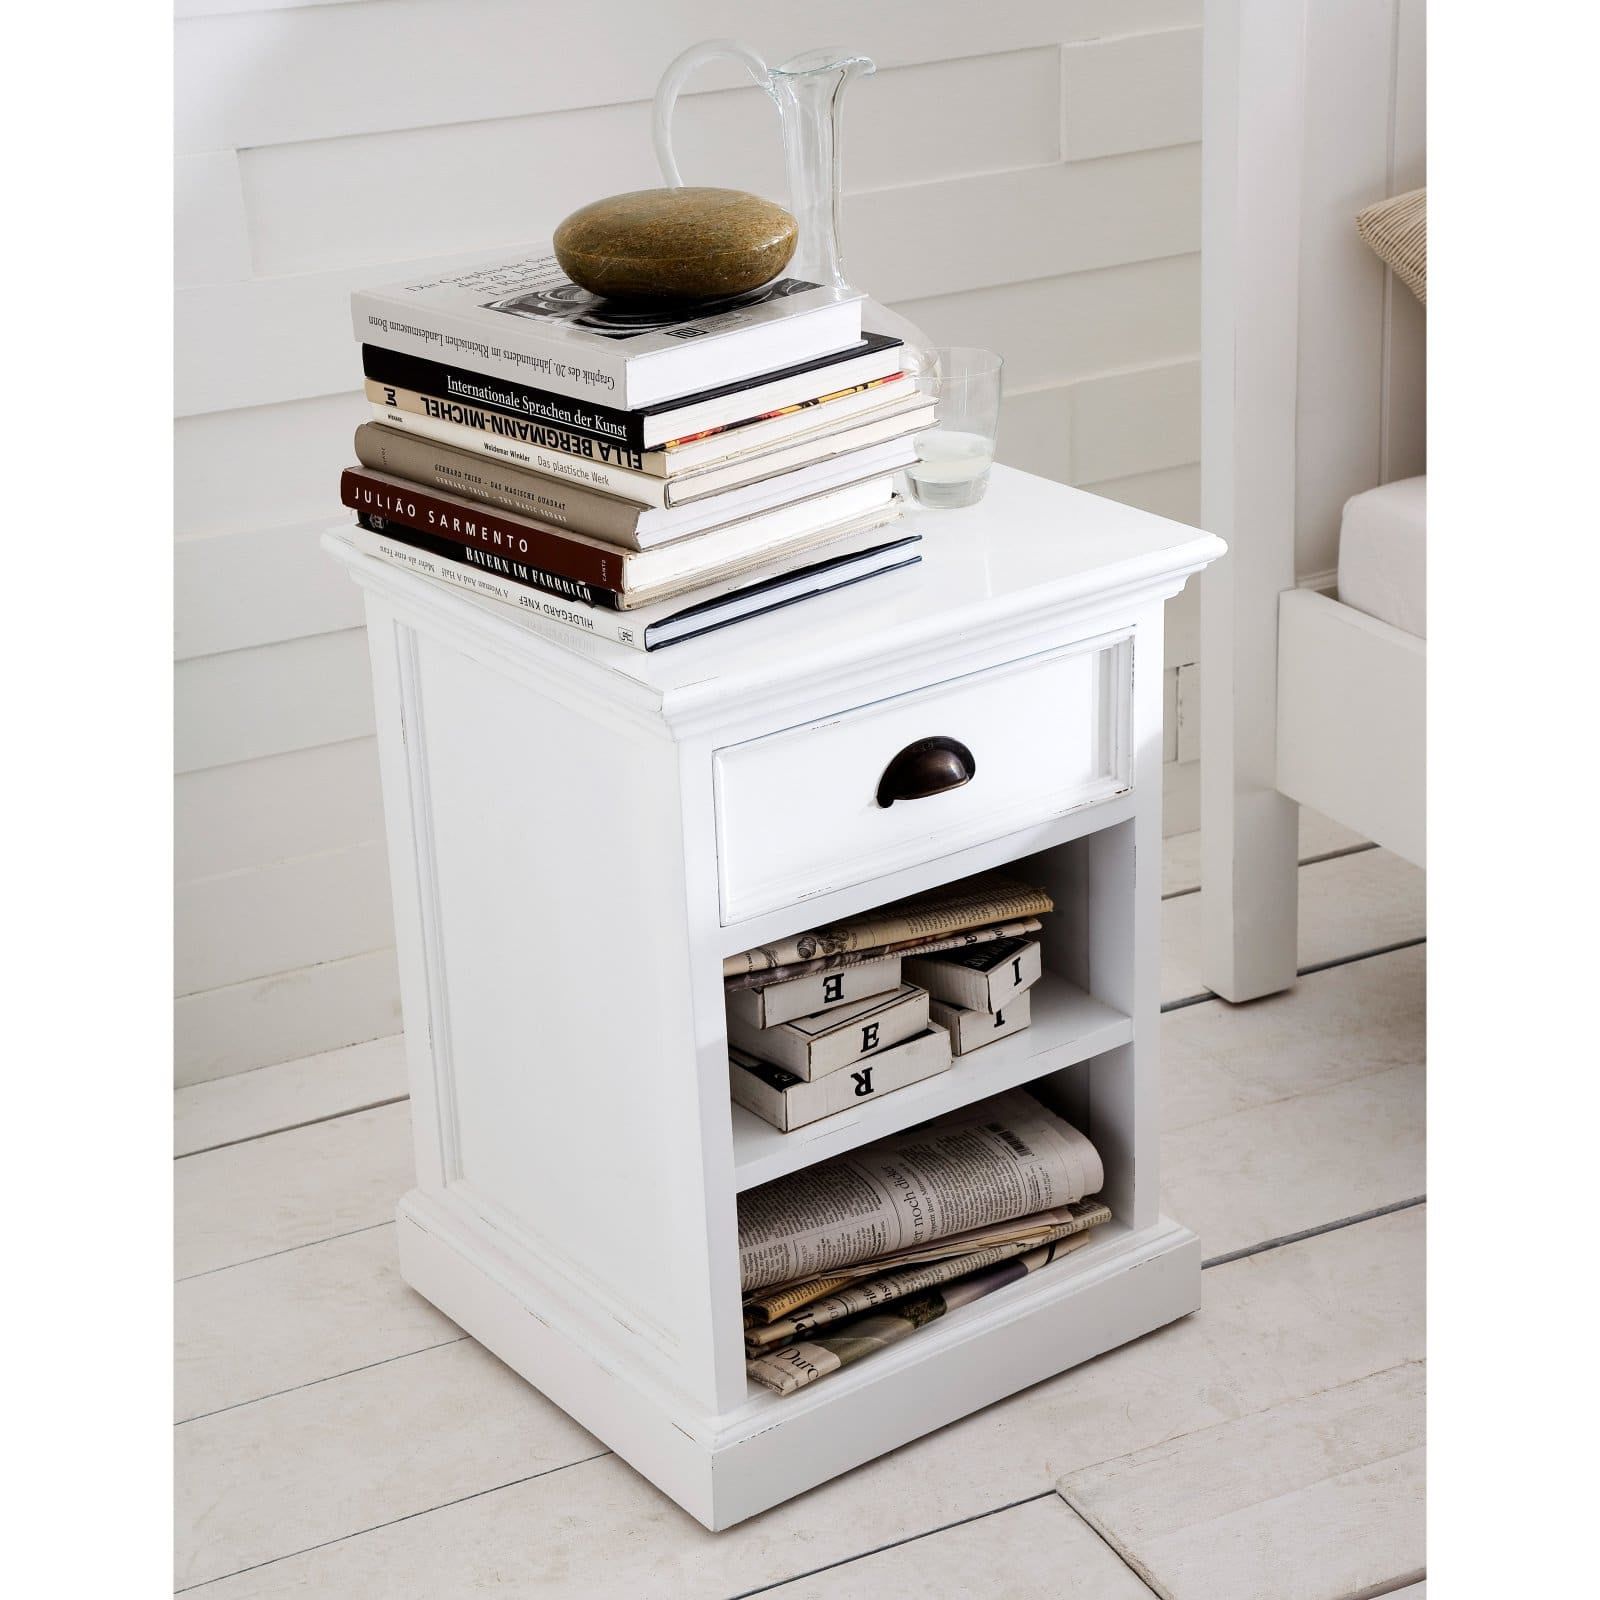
[553,187,798,303]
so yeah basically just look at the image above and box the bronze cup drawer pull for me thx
[875,737,977,807]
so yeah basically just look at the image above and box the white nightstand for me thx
[326,464,1225,1530]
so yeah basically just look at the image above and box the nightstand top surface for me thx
[329,464,1223,713]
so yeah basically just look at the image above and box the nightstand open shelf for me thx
[330,464,1224,1529]
[730,973,1131,1190]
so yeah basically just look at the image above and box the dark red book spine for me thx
[339,468,626,594]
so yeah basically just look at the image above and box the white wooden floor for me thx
[174,814,1425,1598]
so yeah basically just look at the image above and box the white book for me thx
[725,984,930,1082]
[927,990,1033,1056]
[730,1029,953,1133]
[902,938,1043,1013]
[333,510,917,652]
[352,249,864,410]
[725,954,903,1030]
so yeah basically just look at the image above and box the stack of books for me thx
[724,874,1052,1132]
[339,250,933,650]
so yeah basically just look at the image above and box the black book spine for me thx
[363,345,644,449]
[355,513,622,610]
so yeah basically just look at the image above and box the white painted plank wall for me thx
[174,0,1205,1083]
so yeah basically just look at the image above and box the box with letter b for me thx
[724,954,903,1030]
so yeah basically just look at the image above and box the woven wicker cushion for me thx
[1356,187,1426,304]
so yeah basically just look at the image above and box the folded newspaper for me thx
[745,1199,1113,1350]
[723,918,1045,993]
[742,1202,1107,1323]
[736,1089,1104,1294]
[722,873,1054,982]
[746,1230,1104,1396]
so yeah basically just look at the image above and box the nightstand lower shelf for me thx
[398,1190,1199,1530]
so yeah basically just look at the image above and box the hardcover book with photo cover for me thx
[351,249,865,411]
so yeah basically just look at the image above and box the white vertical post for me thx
[1199,0,1302,1002]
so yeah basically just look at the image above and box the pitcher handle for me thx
[653,39,775,187]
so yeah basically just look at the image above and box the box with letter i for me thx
[729,1029,953,1132]
[927,988,1032,1056]
[902,936,1042,1012]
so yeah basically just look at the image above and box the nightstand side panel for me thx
[363,597,732,1413]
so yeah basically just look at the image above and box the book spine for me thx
[339,468,629,593]
[365,380,666,478]
[353,422,647,546]
[362,342,645,448]
[351,297,633,411]
[367,397,671,503]
[347,522,647,649]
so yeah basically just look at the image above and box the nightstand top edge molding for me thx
[326,465,1224,731]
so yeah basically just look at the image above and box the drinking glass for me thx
[906,347,1004,509]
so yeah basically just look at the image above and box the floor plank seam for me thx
[177,1220,396,1284]
[176,1334,472,1427]
[1160,840,1379,903]
[1159,990,1215,1013]
[1053,1486,1169,1599]
[1173,1064,1422,1141]
[1359,1575,1428,1599]
[175,1096,411,1160]
[175,1450,613,1593]
[721,1490,1059,1600]
[1201,1196,1426,1269]
[1053,1358,1425,1501]
[1295,935,1426,978]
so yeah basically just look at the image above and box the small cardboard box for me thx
[927,988,1032,1055]
[725,983,928,1081]
[903,937,1042,1013]
[729,1028,953,1131]
[725,954,903,1030]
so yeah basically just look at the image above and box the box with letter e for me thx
[725,984,928,1081]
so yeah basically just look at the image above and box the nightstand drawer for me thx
[713,632,1132,923]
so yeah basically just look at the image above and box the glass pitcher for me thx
[652,40,937,378]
